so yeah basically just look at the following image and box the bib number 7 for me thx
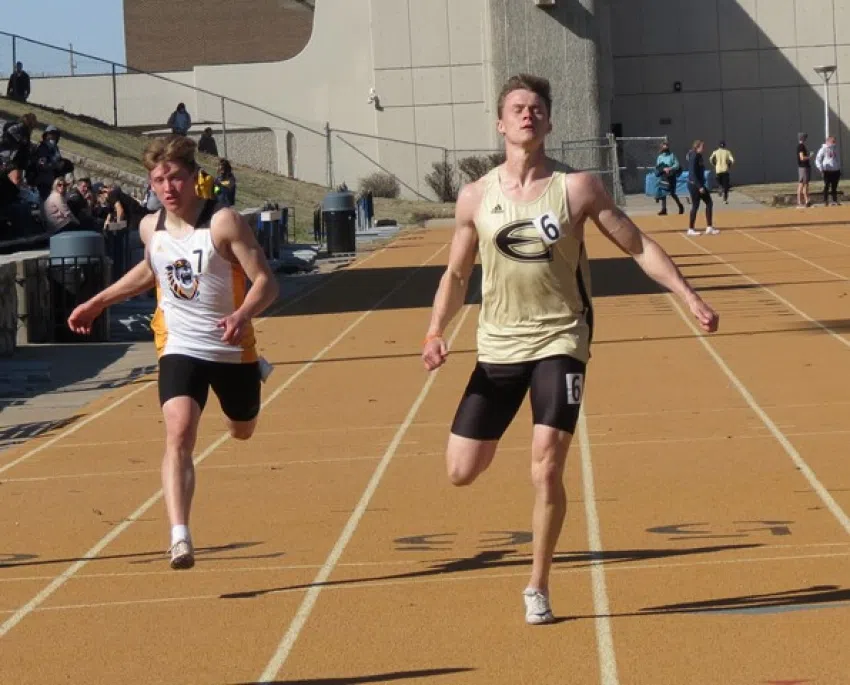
[532,210,563,246]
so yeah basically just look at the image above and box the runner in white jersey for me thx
[68,135,279,570]
[422,74,719,624]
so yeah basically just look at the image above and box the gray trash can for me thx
[49,231,110,342]
[322,191,356,256]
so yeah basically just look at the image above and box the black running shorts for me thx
[450,355,587,441]
[158,353,261,422]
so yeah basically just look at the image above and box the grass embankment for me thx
[0,97,455,241]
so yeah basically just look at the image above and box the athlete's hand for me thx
[67,300,104,335]
[422,336,448,371]
[217,311,250,346]
[687,293,719,333]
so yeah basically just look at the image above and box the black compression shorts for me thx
[450,355,586,441]
[158,353,261,422]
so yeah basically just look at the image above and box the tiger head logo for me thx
[165,259,200,300]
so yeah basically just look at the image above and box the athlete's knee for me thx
[228,419,256,441]
[531,434,569,491]
[445,435,495,487]
[531,456,564,492]
[447,458,478,487]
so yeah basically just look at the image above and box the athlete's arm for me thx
[422,181,481,371]
[212,208,279,345]
[568,172,719,333]
[67,215,157,335]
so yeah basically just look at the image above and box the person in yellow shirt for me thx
[709,141,735,203]
[421,73,720,626]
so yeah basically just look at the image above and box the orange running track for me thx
[2,206,850,685]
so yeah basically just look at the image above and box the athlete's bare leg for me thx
[225,417,257,441]
[527,424,572,593]
[445,433,499,486]
[161,397,201,529]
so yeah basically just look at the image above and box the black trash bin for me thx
[49,231,111,343]
[322,191,356,256]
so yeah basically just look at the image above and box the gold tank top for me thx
[473,167,592,364]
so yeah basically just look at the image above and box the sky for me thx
[1,0,126,77]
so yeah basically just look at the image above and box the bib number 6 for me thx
[566,373,584,406]
[532,210,562,246]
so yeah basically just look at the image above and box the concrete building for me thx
[123,0,315,72]
[24,0,847,194]
[610,0,850,185]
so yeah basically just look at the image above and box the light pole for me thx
[813,65,837,140]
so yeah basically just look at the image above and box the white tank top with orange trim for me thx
[149,204,257,364]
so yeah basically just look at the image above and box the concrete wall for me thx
[488,0,611,149]
[22,0,613,198]
[610,0,850,185]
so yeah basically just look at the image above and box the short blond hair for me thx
[142,135,197,172]
[497,74,552,120]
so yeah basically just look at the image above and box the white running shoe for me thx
[523,588,555,625]
[686,228,701,236]
[704,227,720,235]
[169,539,195,570]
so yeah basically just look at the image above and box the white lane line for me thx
[256,303,475,683]
[54,420,455,448]
[0,241,449,640]
[797,227,850,250]
[667,294,850,537]
[5,549,850,617]
[1,455,384,483]
[0,382,153,476]
[683,235,850,351]
[578,410,620,685]
[584,400,850,419]
[17,423,850,485]
[3,542,848,585]
[739,230,849,280]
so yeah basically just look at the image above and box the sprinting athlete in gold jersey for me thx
[422,73,719,626]
[474,166,591,365]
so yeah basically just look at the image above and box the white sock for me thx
[171,524,191,546]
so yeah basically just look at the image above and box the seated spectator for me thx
[42,176,83,233]
[198,127,218,156]
[1,113,38,171]
[104,183,146,231]
[0,165,35,240]
[214,159,237,207]
[91,183,113,228]
[66,176,95,221]
[167,102,192,136]
[34,125,74,200]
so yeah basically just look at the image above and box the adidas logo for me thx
[492,204,503,213]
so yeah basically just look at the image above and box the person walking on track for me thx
[420,73,720,625]
[686,140,718,236]
[67,135,279,570]
[709,140,735,204]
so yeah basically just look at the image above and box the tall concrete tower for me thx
[486,0,612,146]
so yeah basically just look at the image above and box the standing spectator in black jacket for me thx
[797,132,813,208]
[686,140,718,236]
[6,62,31,102]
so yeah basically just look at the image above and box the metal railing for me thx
[1,31,662,206]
